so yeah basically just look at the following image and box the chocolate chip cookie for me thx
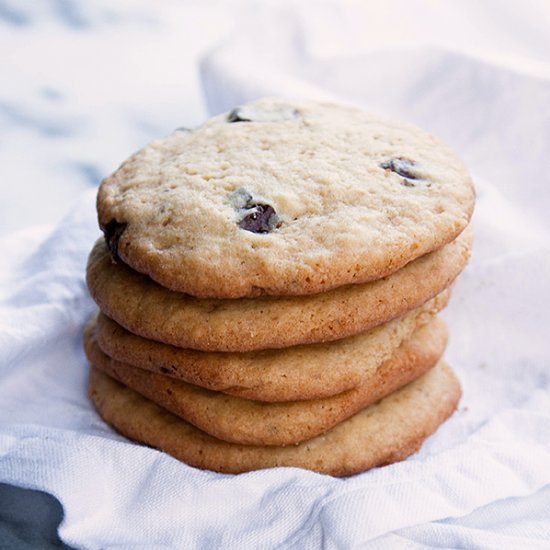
[97,98,475,298]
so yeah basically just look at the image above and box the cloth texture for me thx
[1,1,550,548]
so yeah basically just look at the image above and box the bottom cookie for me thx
[88,361,461,476]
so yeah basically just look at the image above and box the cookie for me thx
[97,97,475,298]
[87,227,470,352]
[85,316,446,446]
[92,292,448,402]
[88,360,461,476]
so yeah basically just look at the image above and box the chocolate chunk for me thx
[381,158,420,180]
[101,220,127,260]
[230,187,281,233]
[227,105,300,123]
[239,204,280,234]
[227,108,250,123]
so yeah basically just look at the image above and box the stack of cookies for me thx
[84,98,475,476]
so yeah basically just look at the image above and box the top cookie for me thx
[98,97,475,298]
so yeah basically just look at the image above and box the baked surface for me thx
[86,227,470,352]
[97,98,475,298]
[88,361,461,476]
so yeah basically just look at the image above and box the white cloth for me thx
[1,1,550,548]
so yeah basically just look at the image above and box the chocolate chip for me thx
[230,187,281,233]
[101,219,127,260]
[227,105,300,123]
[227,108,250,123]
[238,204,280,234]
[381,158,420,180]
[159,367,170,374]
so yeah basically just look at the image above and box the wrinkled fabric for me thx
[1,1,550,548]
